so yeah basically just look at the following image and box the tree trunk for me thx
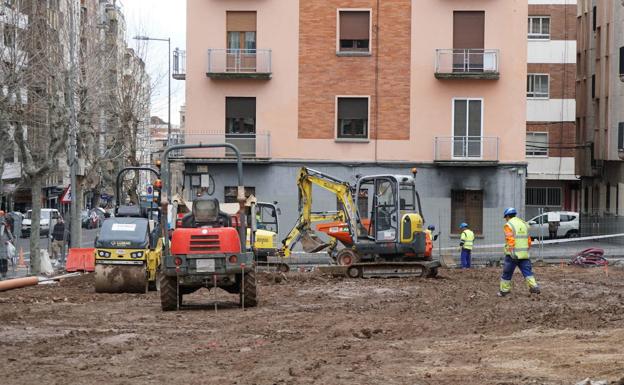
[29,176,43,274]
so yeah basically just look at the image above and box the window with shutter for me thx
[338,10,370,53]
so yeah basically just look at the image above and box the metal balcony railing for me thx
[181,131,271,159]
[434,136,499,162]
[435,49,500,79]
[172,48,186,80]
[206,49,272,79]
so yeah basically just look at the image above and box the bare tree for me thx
[1,0,72,272]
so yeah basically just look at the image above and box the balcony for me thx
[435,49,500,80]
[172,48,186,80]
[206,49,272,80]
[434,136,499,164]
[181,131,271,159]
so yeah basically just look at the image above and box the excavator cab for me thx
[355,175,423,244]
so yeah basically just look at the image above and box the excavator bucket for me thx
[299,230,330,253]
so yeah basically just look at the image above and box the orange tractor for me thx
[158,143,257,311]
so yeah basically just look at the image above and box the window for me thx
[453,99,482,158]
[592,6,596,31]
[226,11,257,72]
[526,132,548,157]
[526,187,562,206]
[618,122,624,151]
[591,74,596,99]
[224,186,255,204]
[619,47,624,77]
[338,10,370,53]
[336,97,369,140]
[226,97,255,134]
[527,74,549,98]
[528,16,550,40]
[451,190,483,235]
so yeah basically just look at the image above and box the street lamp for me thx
[134,35,171,146]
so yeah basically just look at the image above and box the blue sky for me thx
[122,0,186,125]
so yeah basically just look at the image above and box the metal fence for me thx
[207,49,272,74]
[435,48,499,74]
[434,136,499,161]
[179,132,271,158]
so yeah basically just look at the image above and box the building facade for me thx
[184,0,528,244]
[526,0,580,219]
[576,0,624,226]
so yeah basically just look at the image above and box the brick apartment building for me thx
[181,0,528,244]
[576,0,624,223]
[525,0,580,219]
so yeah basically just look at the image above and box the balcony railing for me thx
[206,49,272,80]
[172,48,186,80]
[434,136,499,162]
[181,132,271,159]
[435,49,500,80]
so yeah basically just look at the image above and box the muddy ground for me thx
[1,266,624,385]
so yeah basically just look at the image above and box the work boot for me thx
[497,291,509,297]
[529,286,541,294]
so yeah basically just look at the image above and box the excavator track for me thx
[319,261,441,279]
[94,264,148,293]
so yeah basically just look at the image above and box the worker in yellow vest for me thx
[459,223,474,268]
[498,207,540,297]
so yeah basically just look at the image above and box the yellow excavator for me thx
[291,167,440,278]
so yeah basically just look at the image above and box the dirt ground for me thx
[1,266,624,385]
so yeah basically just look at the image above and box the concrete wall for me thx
[180,161,526,247]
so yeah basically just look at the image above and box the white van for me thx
[21,209,61,238]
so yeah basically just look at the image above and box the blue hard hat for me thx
[427,225,435,231]
[459,222,468,229]
[503,207,517,217]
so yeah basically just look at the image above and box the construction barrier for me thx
[65,248,95,272]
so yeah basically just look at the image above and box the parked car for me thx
[21,208,61,238]
[527,211,579,239]
[82,208,106,229]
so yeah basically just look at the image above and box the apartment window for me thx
[526,132,548,157]
[526,187,562,207]
[226,97,255,134]
[336,97,369,140]
[453,99,482,158]
[226,11,256,50]
[338,10,370,53]
[592,6,596,31]
[620,47,624,78]
[591,74,595,98]
[224,186,255,204]
[527,74,549,98]
[451,190,483,235]
[528,16,550,40]
[618,122,624,151]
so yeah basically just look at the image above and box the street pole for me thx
[167,38,171,147]
[69,0,80,249]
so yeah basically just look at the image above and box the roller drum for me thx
[94,264,148,293]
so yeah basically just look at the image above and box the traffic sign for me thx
[60,185,72,203]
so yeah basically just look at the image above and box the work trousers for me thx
[460,248,472,268]
[500,255,538,292]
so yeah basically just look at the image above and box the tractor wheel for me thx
[159,273,178,311]
[240,270,258,308]
[336,249,359,266]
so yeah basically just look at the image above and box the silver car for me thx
[527,211,579,239]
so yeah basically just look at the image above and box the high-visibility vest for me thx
[460,229,475,250]
[505,216,530,259]
[425,229,433,257]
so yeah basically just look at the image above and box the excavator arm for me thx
[280,167,360,257]
[280,211,345,257]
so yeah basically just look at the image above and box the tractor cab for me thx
[179,195,231,228]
